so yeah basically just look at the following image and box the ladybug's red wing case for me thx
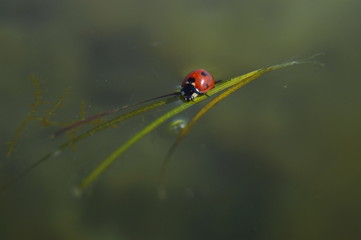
[181,69,215,101]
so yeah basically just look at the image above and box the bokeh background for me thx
[1,0,360,239]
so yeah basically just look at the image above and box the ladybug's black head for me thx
[181,84,201,101]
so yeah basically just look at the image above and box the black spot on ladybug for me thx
[201,71,207,76]
[187,77,196,83]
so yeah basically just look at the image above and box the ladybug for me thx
[181,69,215,101]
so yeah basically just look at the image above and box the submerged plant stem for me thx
[6,77,45,156]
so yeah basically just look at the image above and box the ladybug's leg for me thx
[196,92,210,98]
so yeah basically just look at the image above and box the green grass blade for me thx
[158,62,298,187]
[77,59,313,193]
[75,99,196,192]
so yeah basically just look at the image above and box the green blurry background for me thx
[1,0,360,239]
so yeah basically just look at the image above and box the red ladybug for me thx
[181,69,215,101]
